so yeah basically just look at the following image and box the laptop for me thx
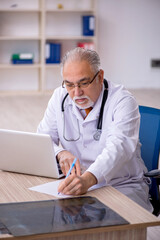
[0,129,64,179]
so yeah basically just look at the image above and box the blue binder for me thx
[82,15,95,36]
[12,59,33,64]
[46,43,61,64]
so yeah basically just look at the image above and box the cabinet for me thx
[0,0,97,94]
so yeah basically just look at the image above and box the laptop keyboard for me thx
[57,161,62,175]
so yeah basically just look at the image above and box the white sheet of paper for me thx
[29,179,106,198]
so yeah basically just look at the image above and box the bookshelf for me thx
[0,0,97,94]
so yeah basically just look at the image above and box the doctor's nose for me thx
[74,85,83,96]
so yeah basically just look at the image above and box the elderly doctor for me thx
[37,47,152,212]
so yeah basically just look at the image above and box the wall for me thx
[97,0,160,89]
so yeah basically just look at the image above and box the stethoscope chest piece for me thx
[93,130,102,141]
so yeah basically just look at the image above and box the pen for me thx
[58,158,77,195]
[65,157,77,179]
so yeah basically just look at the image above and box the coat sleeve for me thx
[87,94,140,184]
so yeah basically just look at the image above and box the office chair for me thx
[139,106,160,216]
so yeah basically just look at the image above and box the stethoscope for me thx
[61,79,108,141]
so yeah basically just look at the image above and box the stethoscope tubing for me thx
[96,80,108,131]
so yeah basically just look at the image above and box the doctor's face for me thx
[62,60,104,109]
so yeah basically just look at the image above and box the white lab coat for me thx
[37,80,153,212]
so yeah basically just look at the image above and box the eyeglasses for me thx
[62,70,100,90]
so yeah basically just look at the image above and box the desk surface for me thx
[0,170,160,240]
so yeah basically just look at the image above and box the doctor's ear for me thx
[98,69,104,84]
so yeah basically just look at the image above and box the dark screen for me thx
[0,196,129,237]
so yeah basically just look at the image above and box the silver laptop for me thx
[0,129,64,179]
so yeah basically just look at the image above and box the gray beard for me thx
[73,96,94,110]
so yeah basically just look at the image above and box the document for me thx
[29,180,106,198]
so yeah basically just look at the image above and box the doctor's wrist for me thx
[56,150,67,162]
[82,171,97,190]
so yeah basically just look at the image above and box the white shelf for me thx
[0,9,41,12]
[45,9,95,13]
[0,0,97,94]
[45,64,60,69]
[46,36,95,40]
[0,64,41,69]
[0,36,41,40]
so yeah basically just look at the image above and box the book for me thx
[11,53,34,64]
[12,53,34,60]
[78,42,95,50]
[82,15,95,36]
[12,59,33,64]
[46,43,61,64]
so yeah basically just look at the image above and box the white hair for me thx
[61,47,101,75]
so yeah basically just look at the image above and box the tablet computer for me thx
[0,196,129,237]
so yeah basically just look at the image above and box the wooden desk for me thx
[0,170,160,240]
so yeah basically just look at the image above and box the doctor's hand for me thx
[58,171,97,196]
[57,150,81,176]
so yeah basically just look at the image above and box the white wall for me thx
[97,0,160,89]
